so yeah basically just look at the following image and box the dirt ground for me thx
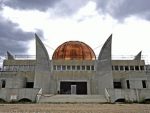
[0,104,150,113]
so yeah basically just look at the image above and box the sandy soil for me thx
[0,104,150,113]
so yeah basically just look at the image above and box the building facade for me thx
[0,34,150,103]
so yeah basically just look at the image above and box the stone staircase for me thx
[38,94,108,103]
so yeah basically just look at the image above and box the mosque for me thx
[0,34,150,103]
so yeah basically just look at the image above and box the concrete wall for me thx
[51,60,96,94]
[2,60,35,82]
[95,35,113,95]
[34,34,52,94]
[0,76,26,88]
[107,88,150,103]
[0,88,40,102]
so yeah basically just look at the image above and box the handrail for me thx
[105,88,111,102]
[36,88,42,102]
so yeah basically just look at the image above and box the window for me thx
[77,65,80,70]
[130,66,134,71]
[125,66,129,71]
[53,65,56,70]
[135,66,139,71]
[114,82,122,88]
[86,65,90,70]
[67,65,71,70]
[112,66,114,70]
[72,65,76,70]
[91,66,95,70]
[62,65,66,70]
[57,65,61,71]
[140,66,145,71]
[1,80,6,88]
[82,65,85,71]
[142,80,146,88]
[114,66,119,71]
[26,82,34,88]
[126,80,130,89]
[120,66,124,71]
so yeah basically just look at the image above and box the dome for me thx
[52,41,96,60]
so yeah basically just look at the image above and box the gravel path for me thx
[0,104,150,113]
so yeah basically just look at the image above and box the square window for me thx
[82,65,85,70]
[67,65,71,70]
[62,65,66,70]
[112,66,114,70]
[125,66,129,71]
[77,65,80,70]
[140,66,145,71]
[72,65,76,70]
[86,66,90,70]
[114,66,119,71]
[135,66,139,71]
[57,65,61,71]
[53,65,56,70]
[114,82,122,88]
[130,66,134,71]
[120,66,124,71]
[91,66,95,70]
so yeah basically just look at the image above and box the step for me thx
[38,95,107,103]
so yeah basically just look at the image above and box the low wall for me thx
[107,88,150,103]
[0,88,40,102]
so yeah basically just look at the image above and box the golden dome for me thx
[52,41,96,60]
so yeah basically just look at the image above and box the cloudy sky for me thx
[0,0,150,63]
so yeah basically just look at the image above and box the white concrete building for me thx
[0,34,150,103]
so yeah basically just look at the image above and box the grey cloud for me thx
[4,0,88,16]
[4,0,61,11]
[0,16,43,55]
[95,0,150,21]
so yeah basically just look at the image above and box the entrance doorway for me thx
[60,81,87,95]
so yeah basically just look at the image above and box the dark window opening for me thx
[125,66,129,71]
[86,66,90,70]
[72,65,76,70]
[126,80,130,89]
[120,66,124,71]
[114,66,119,71]
[57,65,61,70]
[140,66,145,71]
[67,65,71,70]
[53,65,56,70]
[62,65,66,70]
[1,80,6,88]
[82,65,85,70]
[114,82,122,88]
[142,80,146,88]
[130,66,134,70]
[135,66,139,71]
[112,66,114,70]
[26,82,34,88]
[77,65,80,70]
[91,66,94,70]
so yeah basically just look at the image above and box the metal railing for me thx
[105,88,111,102]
